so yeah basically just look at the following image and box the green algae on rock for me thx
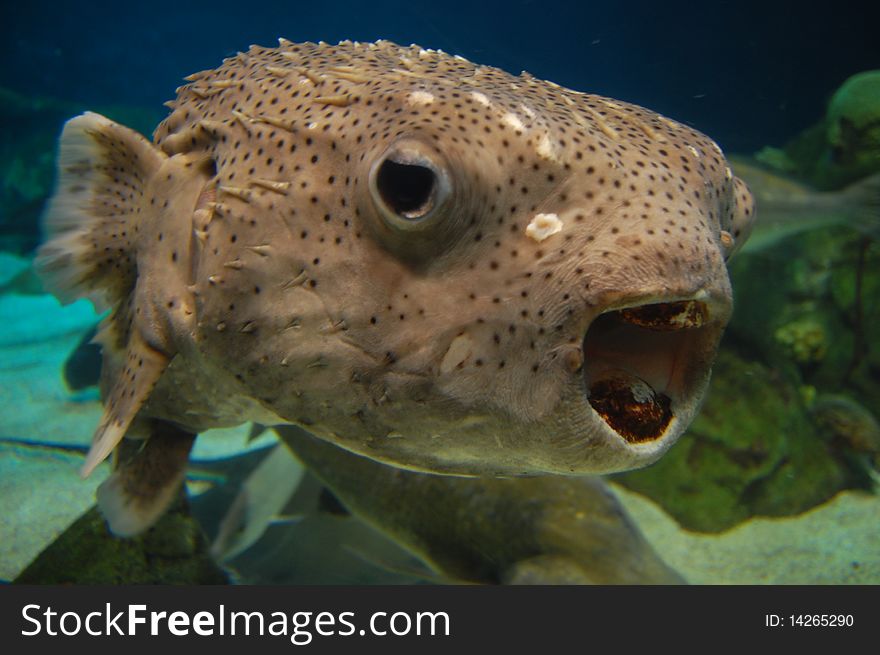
[727,226,878,404]
[754,70,880,190]
[14,494,228,584]
[826,71,880,182]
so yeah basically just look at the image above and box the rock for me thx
[758,71,880,190]
[727,226,879,417]
[14,494,228,584]
[826,71,880,184]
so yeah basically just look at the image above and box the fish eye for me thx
[369,140,451,230]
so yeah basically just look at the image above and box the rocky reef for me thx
[757,70,880,190]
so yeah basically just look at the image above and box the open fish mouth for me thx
[581,298,717,444]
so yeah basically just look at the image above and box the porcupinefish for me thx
[36,39,755,536]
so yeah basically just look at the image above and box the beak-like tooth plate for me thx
[616,300,707,331]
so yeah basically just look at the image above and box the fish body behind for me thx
[36,40,753,535]
[731,157,880,252]
[277,426,684,584]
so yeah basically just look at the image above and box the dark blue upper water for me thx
[2,0,879,154]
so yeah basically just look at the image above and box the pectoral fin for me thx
[80,329,170,478]
[96,420,196,537]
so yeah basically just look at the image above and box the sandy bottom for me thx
[612,484,880,584]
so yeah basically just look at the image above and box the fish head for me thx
[173,42,754,475]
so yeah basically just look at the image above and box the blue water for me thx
[2,0,878,153]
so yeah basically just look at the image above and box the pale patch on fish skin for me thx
[502,112,526,132]
[440,334,474,373]
[406,90,435,106]
[471,91,491,107]
[526,213,564,242]
[536,132,559,161]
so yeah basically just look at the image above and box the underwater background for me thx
[1,0,879,584]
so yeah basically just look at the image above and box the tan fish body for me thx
[278,426,684,584]
[730,157,880,252]
[36,40,754,535]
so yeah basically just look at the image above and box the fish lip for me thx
[579,289,729,446]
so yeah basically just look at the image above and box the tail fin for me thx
[842,172,880,239]
[35,112,166,311]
